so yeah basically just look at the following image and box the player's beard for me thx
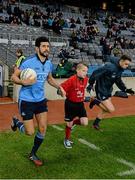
[39,50,49,60]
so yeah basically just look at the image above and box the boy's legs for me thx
[64,116,88,148]
[80,117,88,126]
[64,99,74,148]
[64,121,73,148]
[64,100,88,148]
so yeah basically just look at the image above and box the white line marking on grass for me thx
[52,125,63,131]
[117,158,135,176]
[51,126,135,177]
[78,138,100,151]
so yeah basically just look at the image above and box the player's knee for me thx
[66,121,73,128]
[39,126,46,135]
[81,118,88,126]
[108,107,115,113]
[84,120,88,126]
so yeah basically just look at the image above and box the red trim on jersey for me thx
[61,75,88,102]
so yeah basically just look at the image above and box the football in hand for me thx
[20,68,37,80]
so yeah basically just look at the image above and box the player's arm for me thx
[11,68,35,86]
[47,72,60,89]
[11,68,23,85]
[57,78,72,97]
[115,76,134,95]
[115,75,127,91]
[87,65,108,92]
[90,65,108,84]
[47,73,66,97]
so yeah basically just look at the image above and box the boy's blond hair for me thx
[76,62,88,70]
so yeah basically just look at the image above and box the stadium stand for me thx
[0,0,135,82]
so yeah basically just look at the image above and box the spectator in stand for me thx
[76,17,81,24]
[102,42,113,62]
[13,49,26,71]
[129,40,135,49]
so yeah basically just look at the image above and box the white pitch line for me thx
[78,138,100,151]
[78,139,135,176]
[52,125,63,131]
[117,158,135,176]
[51,126,135,177]
[117,158,135,168]
[117,169,135,176]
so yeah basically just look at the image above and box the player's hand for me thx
[86,85,94,93]
[126,88,134,95]
[21,77,37,86]
[57,86,66,97]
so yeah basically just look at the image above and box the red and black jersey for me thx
[61,75,88,102]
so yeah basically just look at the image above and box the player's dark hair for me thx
[120,55,132,62]
[35,36,49,47]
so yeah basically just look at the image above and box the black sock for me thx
[31,131,44,155]
[93,118,101,126]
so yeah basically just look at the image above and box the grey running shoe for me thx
[64,139,72,149]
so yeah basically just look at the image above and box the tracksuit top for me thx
[88,58,127,96]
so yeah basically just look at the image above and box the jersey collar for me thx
[36,54,48,65]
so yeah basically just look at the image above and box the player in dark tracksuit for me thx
[87,55,134,130]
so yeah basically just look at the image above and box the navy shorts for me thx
[19,99,48,121]
[64,99,87,122]
[96,91,111,101]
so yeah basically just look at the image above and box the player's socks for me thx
[16,121,25,133]
[30,131,44,155]
[65,126,71,140]
[11,117,25,133]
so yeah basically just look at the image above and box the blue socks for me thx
[15,119,45,155]
[31,131,45,155]
[16,120,25,133]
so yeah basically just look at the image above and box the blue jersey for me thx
[19,54,53,102]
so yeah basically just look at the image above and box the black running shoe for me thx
[92,124,103,132]
[11,117,18,131]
